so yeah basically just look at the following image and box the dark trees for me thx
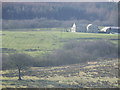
[2,2,117,21]
[2,2,118,29]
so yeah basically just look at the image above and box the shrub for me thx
[2,40,118,68]
[40,40,118,66]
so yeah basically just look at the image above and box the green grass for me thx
[2,30,118,56]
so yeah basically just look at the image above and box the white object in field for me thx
[87,62,97,64]
[71,23,76,32]
[86,24,92,31]
[101,27,110,32]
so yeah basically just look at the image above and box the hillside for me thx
[1,58,119,88]
[2,31,118,56]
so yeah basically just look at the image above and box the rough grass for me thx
[1,59,119,88]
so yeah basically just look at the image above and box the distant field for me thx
[2,30,118,56]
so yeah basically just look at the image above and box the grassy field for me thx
[2,30,118,56]
[1,58,119,88]
[1,30,119,88]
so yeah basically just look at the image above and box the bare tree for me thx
[9,53,33,80]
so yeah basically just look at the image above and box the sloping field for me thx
[1,58,119,88]
[2,31,118,56]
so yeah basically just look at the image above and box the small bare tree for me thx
[9,53,33,80]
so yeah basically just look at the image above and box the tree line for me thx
[3,2,117,20]
[2,2,118,29]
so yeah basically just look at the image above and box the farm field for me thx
[1,30,119,88]
[2,30,119,56]
[1,58,119,88]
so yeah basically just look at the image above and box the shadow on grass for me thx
[2,79,82,88]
